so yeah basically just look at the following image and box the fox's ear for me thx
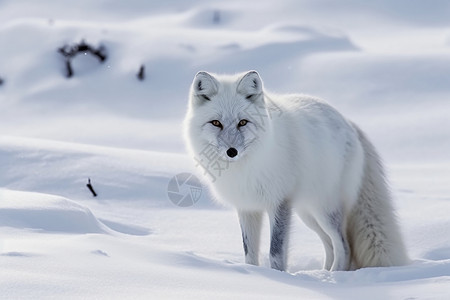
[237,70,263,100]
[191,71,219,102]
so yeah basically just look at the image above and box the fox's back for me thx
[267,94,365,209]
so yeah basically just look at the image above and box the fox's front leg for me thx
[238,210,263,266]
[268,200,291,271]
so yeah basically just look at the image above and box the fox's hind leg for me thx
[238,210,263,266]
[301,214,334,270]
[318,209,351,271]
[268,200,291,271]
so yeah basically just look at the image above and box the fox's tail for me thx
[347,125,409,268]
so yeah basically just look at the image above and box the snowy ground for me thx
[1,0,450,299]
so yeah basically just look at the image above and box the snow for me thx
[0,189,108,233]
[1,0,449,298]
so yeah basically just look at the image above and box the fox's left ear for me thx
[237,70,263,100]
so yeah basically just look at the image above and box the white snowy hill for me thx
[1,0,449,298]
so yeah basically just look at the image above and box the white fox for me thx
[184,70,409,271]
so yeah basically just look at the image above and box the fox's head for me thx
[184,71,273,175]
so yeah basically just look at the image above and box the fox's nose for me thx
[226,147,238,158]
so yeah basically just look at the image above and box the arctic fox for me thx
[184,70,409,271]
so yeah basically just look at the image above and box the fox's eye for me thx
[238,119,248,127]
[210,120,223,129]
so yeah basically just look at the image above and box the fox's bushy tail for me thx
[347,125,409,268]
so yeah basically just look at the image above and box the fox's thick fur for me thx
[184,70,409,271]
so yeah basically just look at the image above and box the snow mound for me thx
[0,136,192,204]
[0,189,108,233]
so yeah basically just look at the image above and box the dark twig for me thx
[137,64,145,81]
[65,60,73,78]
[86,178,98,197]
[58,40,108,78]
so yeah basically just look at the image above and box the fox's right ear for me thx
[191,71,219,103]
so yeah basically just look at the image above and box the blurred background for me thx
[1,0,449,163]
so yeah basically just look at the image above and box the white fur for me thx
[184,71,409,271]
